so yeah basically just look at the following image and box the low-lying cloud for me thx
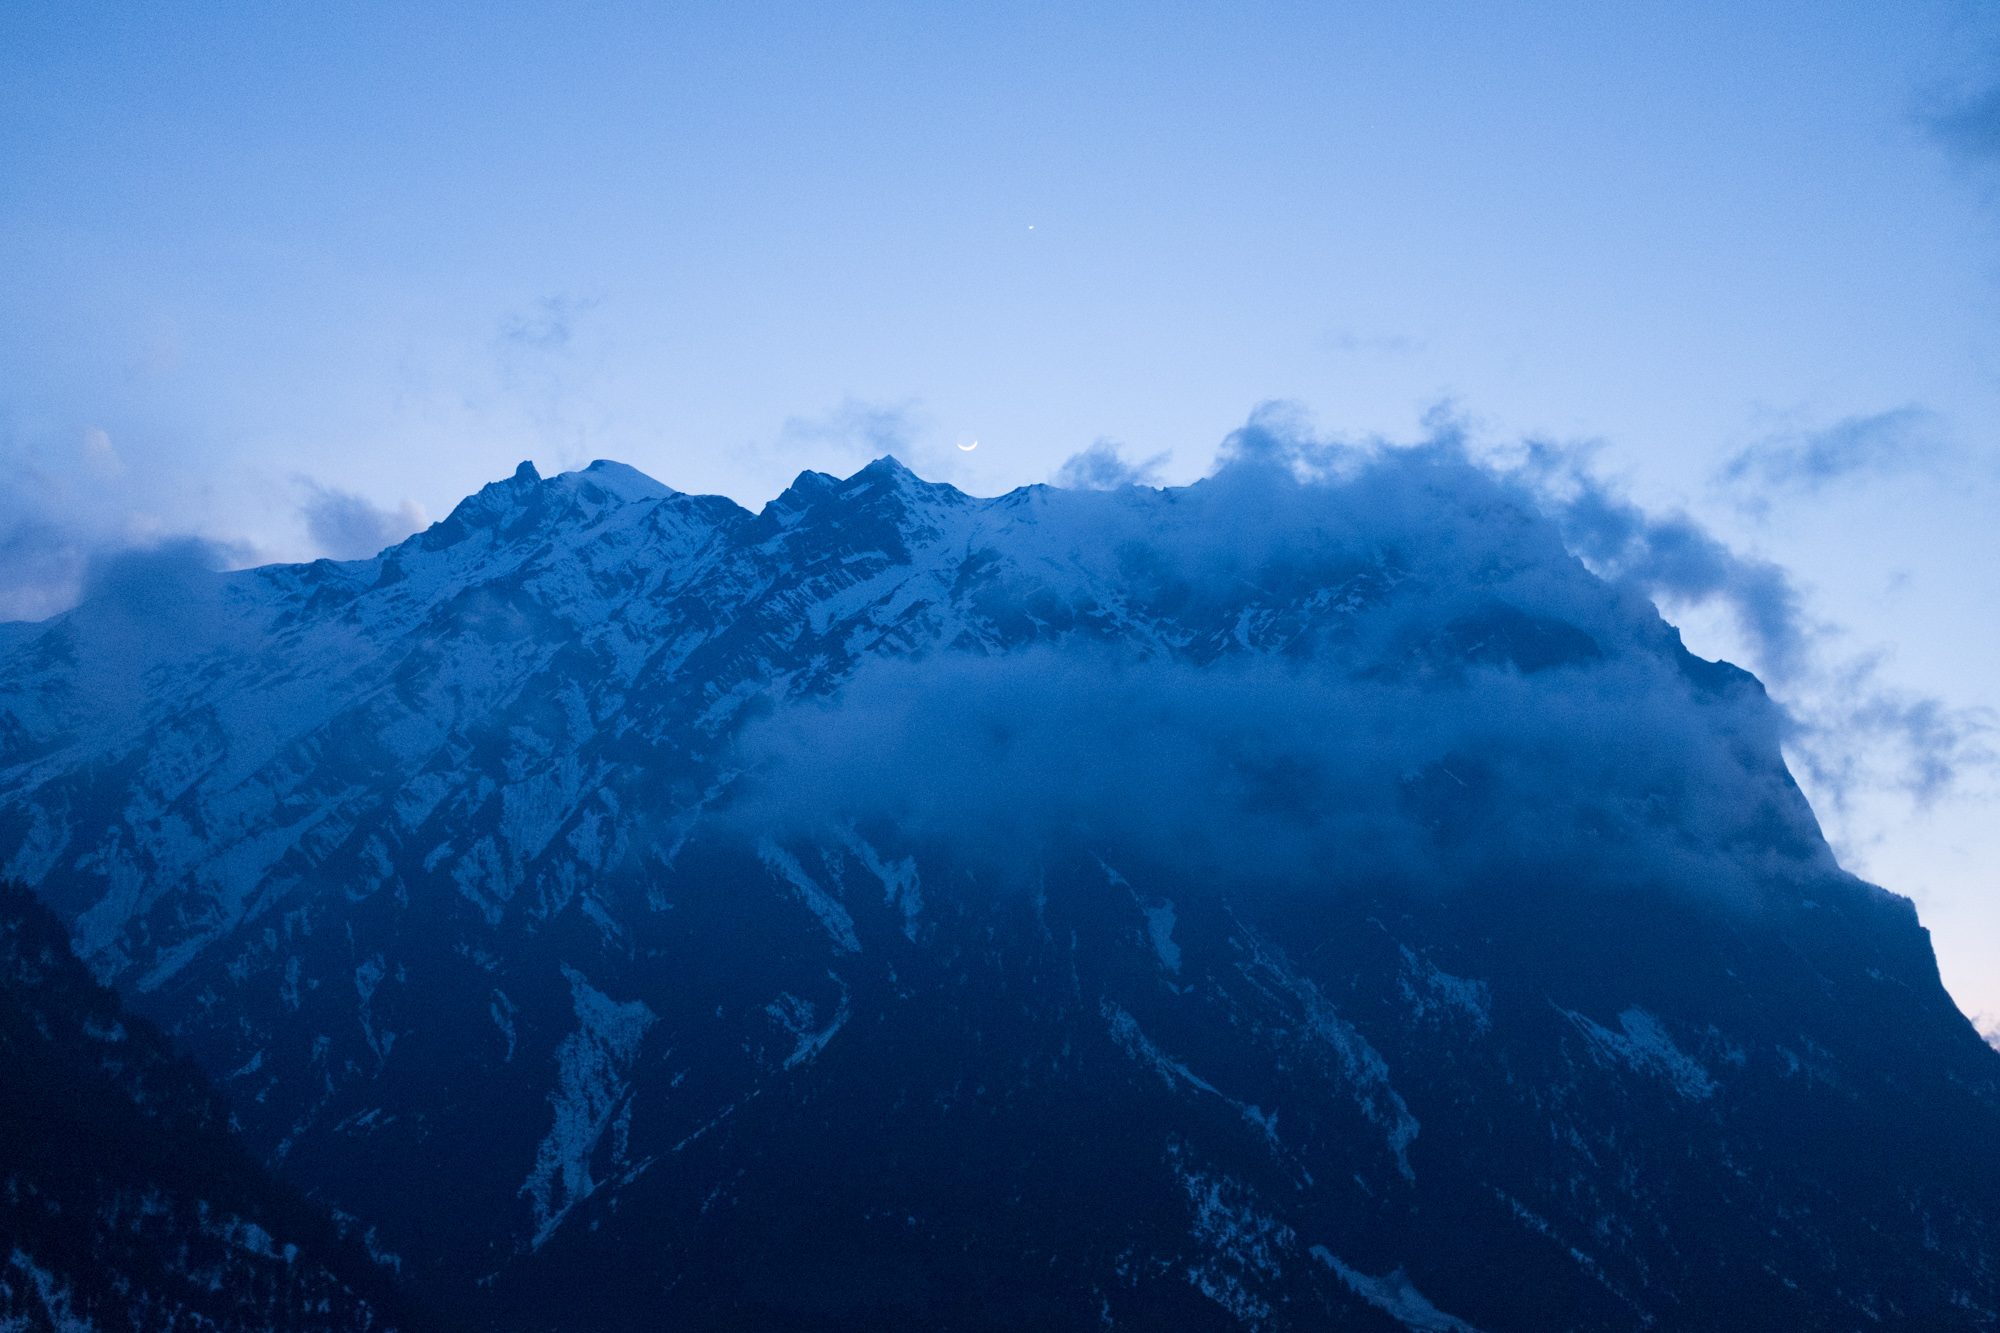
[729,646,1822,904]
[0,508,92,625]
[728,409,1997,914]
[730,427,1834,905]
[80,536,239,616]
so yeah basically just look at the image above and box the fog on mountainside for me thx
[731,432,1826,910]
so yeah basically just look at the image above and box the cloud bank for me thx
[730,427,1833,906]
[731,648,1823,905]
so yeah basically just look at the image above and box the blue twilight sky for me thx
[3,1,1998,1024]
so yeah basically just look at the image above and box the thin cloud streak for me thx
[1718,406,1950,501]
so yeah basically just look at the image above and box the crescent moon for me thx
[957,440,979,452]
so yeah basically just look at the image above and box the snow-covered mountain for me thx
[1,443,1996,1330]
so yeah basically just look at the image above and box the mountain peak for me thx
[856,454,913,479]
[763,469,840,520]
[412,457,675,552]
[416,459,557,550]
[841,455,969,510]
[558,460,674,505]
[757,456,962,531]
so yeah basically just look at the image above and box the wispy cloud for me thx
[1514,440,1813,683]
[777,398,920,461]
[1516,435,1996,828]
[499,295,602,352]
[1927,80,2000,165]
[1052,440,1169,490]
[297,480,428,560]
[1789,652,1995,816]
[1718,406,1949,501]
[489,294,614,463]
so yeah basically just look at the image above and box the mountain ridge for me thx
[0,440,1995,1329]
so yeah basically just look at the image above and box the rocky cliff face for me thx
[0,442,1995,1330]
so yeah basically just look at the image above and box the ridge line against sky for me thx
[1,0,1996,1028]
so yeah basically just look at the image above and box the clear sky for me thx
[3,1,1997,1028]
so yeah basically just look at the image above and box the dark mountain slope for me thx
[0,881,425,1331]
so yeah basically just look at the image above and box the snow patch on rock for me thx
[1310,1248,1485,1332]
[757,839,860,953]
[1559,1005,1716,1101]
[521,965,656,1249]
[1241,936,1418,1179]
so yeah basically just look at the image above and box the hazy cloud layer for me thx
[79,537,239,620]
[729,412,1995,916]
[0,510,91,624]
